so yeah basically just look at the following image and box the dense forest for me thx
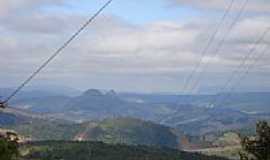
[21,141,229,160]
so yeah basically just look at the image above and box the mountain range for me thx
[7,88,270,136]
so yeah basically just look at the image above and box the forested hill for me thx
[0,111,183,149]
[74,117,181,149]
[22,141,229,160]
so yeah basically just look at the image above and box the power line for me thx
[231,42,269,90]
[181,0,235,95]
[217,28,270,106]
[1,0,113,107]
[189,0,249,94]
[169,28,269,124]
[212,28,270,107]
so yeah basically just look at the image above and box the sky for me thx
[0,0,270,94]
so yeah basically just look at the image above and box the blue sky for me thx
[45,0,202,25]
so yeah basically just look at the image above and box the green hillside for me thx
[2,115,182,149]
[6,119,82,140]
[76,117,181,149]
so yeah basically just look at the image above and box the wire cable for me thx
[2,0,113,106]
[217,28,270,106]
[212,28,270,107]
[189,0,249,94]
[181,0,235,95]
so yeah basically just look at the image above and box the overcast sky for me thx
[0,0,270,94]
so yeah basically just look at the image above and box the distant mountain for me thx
[215,92,270,113]
[67,89,125,112]
[160,106,257,136]
[12,89,270,114]
[12,96,70,112]
[25,85,82,96]
[121,92,270,113]
[9,89,270,137]
[119,92,180,104]
[0,85,81,102]
[59,89,161,121]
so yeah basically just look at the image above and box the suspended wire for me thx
[240,44,270,79]
[2,0,113,106]
[188,0,249,94]
[181,0,235,95]
[217,28,270,106]
[212,28,270,107]
[230,42,269,92]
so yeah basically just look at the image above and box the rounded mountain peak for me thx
[83,89,103,96]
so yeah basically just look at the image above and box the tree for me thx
[0,132,19,160]
[240,121,270,160]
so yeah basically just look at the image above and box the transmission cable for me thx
[188,0,249,94]
[0,0,112,108]
[212,28,270,107]
[230,41,269,92]
[181,0,235,95]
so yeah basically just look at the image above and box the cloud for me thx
[0,0,66,16]
[168,0,270,13]
[0,0,270,92]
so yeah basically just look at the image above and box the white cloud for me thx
[169,0,270,13]
[0,0,66,16]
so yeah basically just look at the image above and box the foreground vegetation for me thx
[240,121,270,160]
[1,118,269,160]
[195,121,270,160]
[0,132,229,160]
[20,141,229,160]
